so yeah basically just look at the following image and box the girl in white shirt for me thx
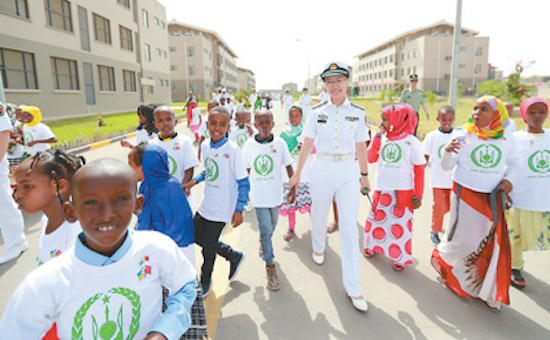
[432,96,518,312]
[508,97,550,289]
[364,104,425,271]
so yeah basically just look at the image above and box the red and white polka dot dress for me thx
[364,191,414,266]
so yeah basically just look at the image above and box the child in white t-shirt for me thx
[508,97,550,289]
[1,159,197,339]
[20,106,57,156]
[120,104,159,150]
[150,106,200,208]
[422,106,455,245]
[184,106,249,298]
[243,110,294,291]
[364,104,425,271]
[198,100,218,162]
[189,100,202,142]
[229,110,255,149]
[504,102,518,133]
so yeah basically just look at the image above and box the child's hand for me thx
[231,211,243,228]
[412,196,422,209]
[27,141,37,147]
[182,180,197,193]
[120,140,132,148]
[289,174,300,190]
[360,176,371,192]
[445,139,462,154]
[497,179,513,194]
[287,187,296,204]
[143,332,167,340]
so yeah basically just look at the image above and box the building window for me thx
[1,0,29,19]
[170,65,177,70]
[123,69,136,92]
[147,85,153,94]
[401,53,404,61]
[93,13,111,44]
[460,46,467,51]
[98,65,115,91]
[476,46,483,56]
[414,49,417,58]
[408,51,411,59]
[188,65,196,76]
[117,0,130,8]
[169,46,176,52]
[142,9,148,28]
[187,47,195,57]
[413,66,417,74]
[407,67,410,75]
[384,56,388,64]
[119,25,133,51]
[51,57,79,90]
[144,44,151,61]
[0,48,38,89]
[474,64,482,74]
[157,79,162,86]
[161,21,165,29]
[162,51,167,58]
[155,48,161,56]
[154,16,159,25]
[459,64,466,69]
[44,0,73,32]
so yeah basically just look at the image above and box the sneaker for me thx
[312,252,325,265]
[266,264,281,291]
[228,252,244,281]
[511,269,527,289]
[0,239,28,265]
[430,232,441,245]
[350,296,369,312]
[201,280,212,298]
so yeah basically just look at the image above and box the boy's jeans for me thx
[255,206,280,265]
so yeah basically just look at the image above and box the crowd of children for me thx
[0,83,549,338]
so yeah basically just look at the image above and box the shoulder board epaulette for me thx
[312,101,327,109]
[350,102,365,110]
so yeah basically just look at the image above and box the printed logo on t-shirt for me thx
[471,144,502,169]
[381,143,402,163]
[24,132,33,145]
[437,144,445,159]
[253,154,274,176]
[205,157,219,182]
[236,133,248,147]
[137,256,151,281]
[167,155,177,175]
[72,287,141,340]
[528,150,550,173]
[50,249,62,258]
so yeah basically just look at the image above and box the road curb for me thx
[69,132,136,154]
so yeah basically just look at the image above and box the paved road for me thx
[1,102,549,339]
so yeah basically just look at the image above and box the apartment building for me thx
[168,20,239,101]
[237,67,255,91]
[352,20,489,97]
[0,0,170,120]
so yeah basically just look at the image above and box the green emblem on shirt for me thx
[167,155,177,175]
[24,132,33,145]
[236,133,248,147]
[72,287,140,340]
[528,150,550,173]
[381,143,402,163]
[437,144,445,159]
[471,144,502,168]
[253,154,274,176]
[205,157,219,182]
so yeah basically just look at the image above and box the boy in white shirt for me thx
[422,106,455,245]
[20,106,57,156]
[229,110,255,149]
[243,110,295,290]
[184,106,250,297]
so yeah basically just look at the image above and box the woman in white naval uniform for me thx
[289,62,371,311]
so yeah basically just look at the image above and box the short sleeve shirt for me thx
[376,135,425,190]
[0,105,13,171]
[150,134,199,183]
[303,97,370,155]
[22,122,55,155]
[399,88,426,112]
[422,129,453,189]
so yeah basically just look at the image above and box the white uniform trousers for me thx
[310,158,362,297]
[0,168,25,251]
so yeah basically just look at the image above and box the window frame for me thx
[98,64,116,91]
[93,13,112,44]
[0,47,38,90]
[51,56,79,90]
[119,25,133,51]
[44,0,73,32]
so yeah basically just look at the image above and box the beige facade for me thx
[282,82,298,94]
[237,67,255,91]
[0,0,170,120]
[352,21,490,97]
[168,20,238,101]
[304,73,323,95]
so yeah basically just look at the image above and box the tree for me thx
[476,79,506,98]
[504,60,536,106]
[425,90,438,105]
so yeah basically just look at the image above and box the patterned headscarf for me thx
[519,97,549,123]
[381,103,416,141]
[466,96,509,140]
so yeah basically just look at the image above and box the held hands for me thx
[182,180,197,196]
[231,211,243,228]
[289,174,300,191]
[497,179,513,194]
[287,186,296,204]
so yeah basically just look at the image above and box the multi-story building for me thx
[304,73,323,95]
[168,20,238,101]
[237,67,255,91]
[0,0,171,120]
[282,82,298,94]
[352,20,490,97]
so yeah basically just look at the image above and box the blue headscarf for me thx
[135,144,194,247]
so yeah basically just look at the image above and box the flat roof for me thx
[168,20,238,59]
[237,67,255,75]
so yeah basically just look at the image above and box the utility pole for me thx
[0,71,5,103]
[449,0,462,108]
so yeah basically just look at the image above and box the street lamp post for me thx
[449,0,463,108]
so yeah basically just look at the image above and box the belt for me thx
[316,153,353,161]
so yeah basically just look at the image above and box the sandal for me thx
[483,299,502,312]
[511,269,526,290]
[364,249,375,258]
[259,238,263,257]
[326,223,339,234]
[392,263,405,272]
[283,229,294,241]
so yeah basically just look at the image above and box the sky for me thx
[158,0,550,90]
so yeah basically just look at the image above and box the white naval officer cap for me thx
[320,61,349,80]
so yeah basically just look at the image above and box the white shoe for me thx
[350,296,369,312]
[312,252,324,265]
[0,240,28,265]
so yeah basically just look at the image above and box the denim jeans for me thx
[255,206,280,265]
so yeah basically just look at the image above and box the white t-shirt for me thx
[36,216,81,267]
[150,134,199,183]
[197,140,248,223]
[283,95,293,107]
[422,129,454,189]
[509,129,550,211]
[191,107,201,126]
[229,125,254,149]
[0,231,196,340]
[299,94,312,108]
[198,119,210,139]
[375,135,425,190]
[249,94,258,106]
[243,137,292,208]
[135,129,158,144]
[441,129,518,193]
[0,106,13,173]
[505,119,517,133]
[22,122,55,155]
